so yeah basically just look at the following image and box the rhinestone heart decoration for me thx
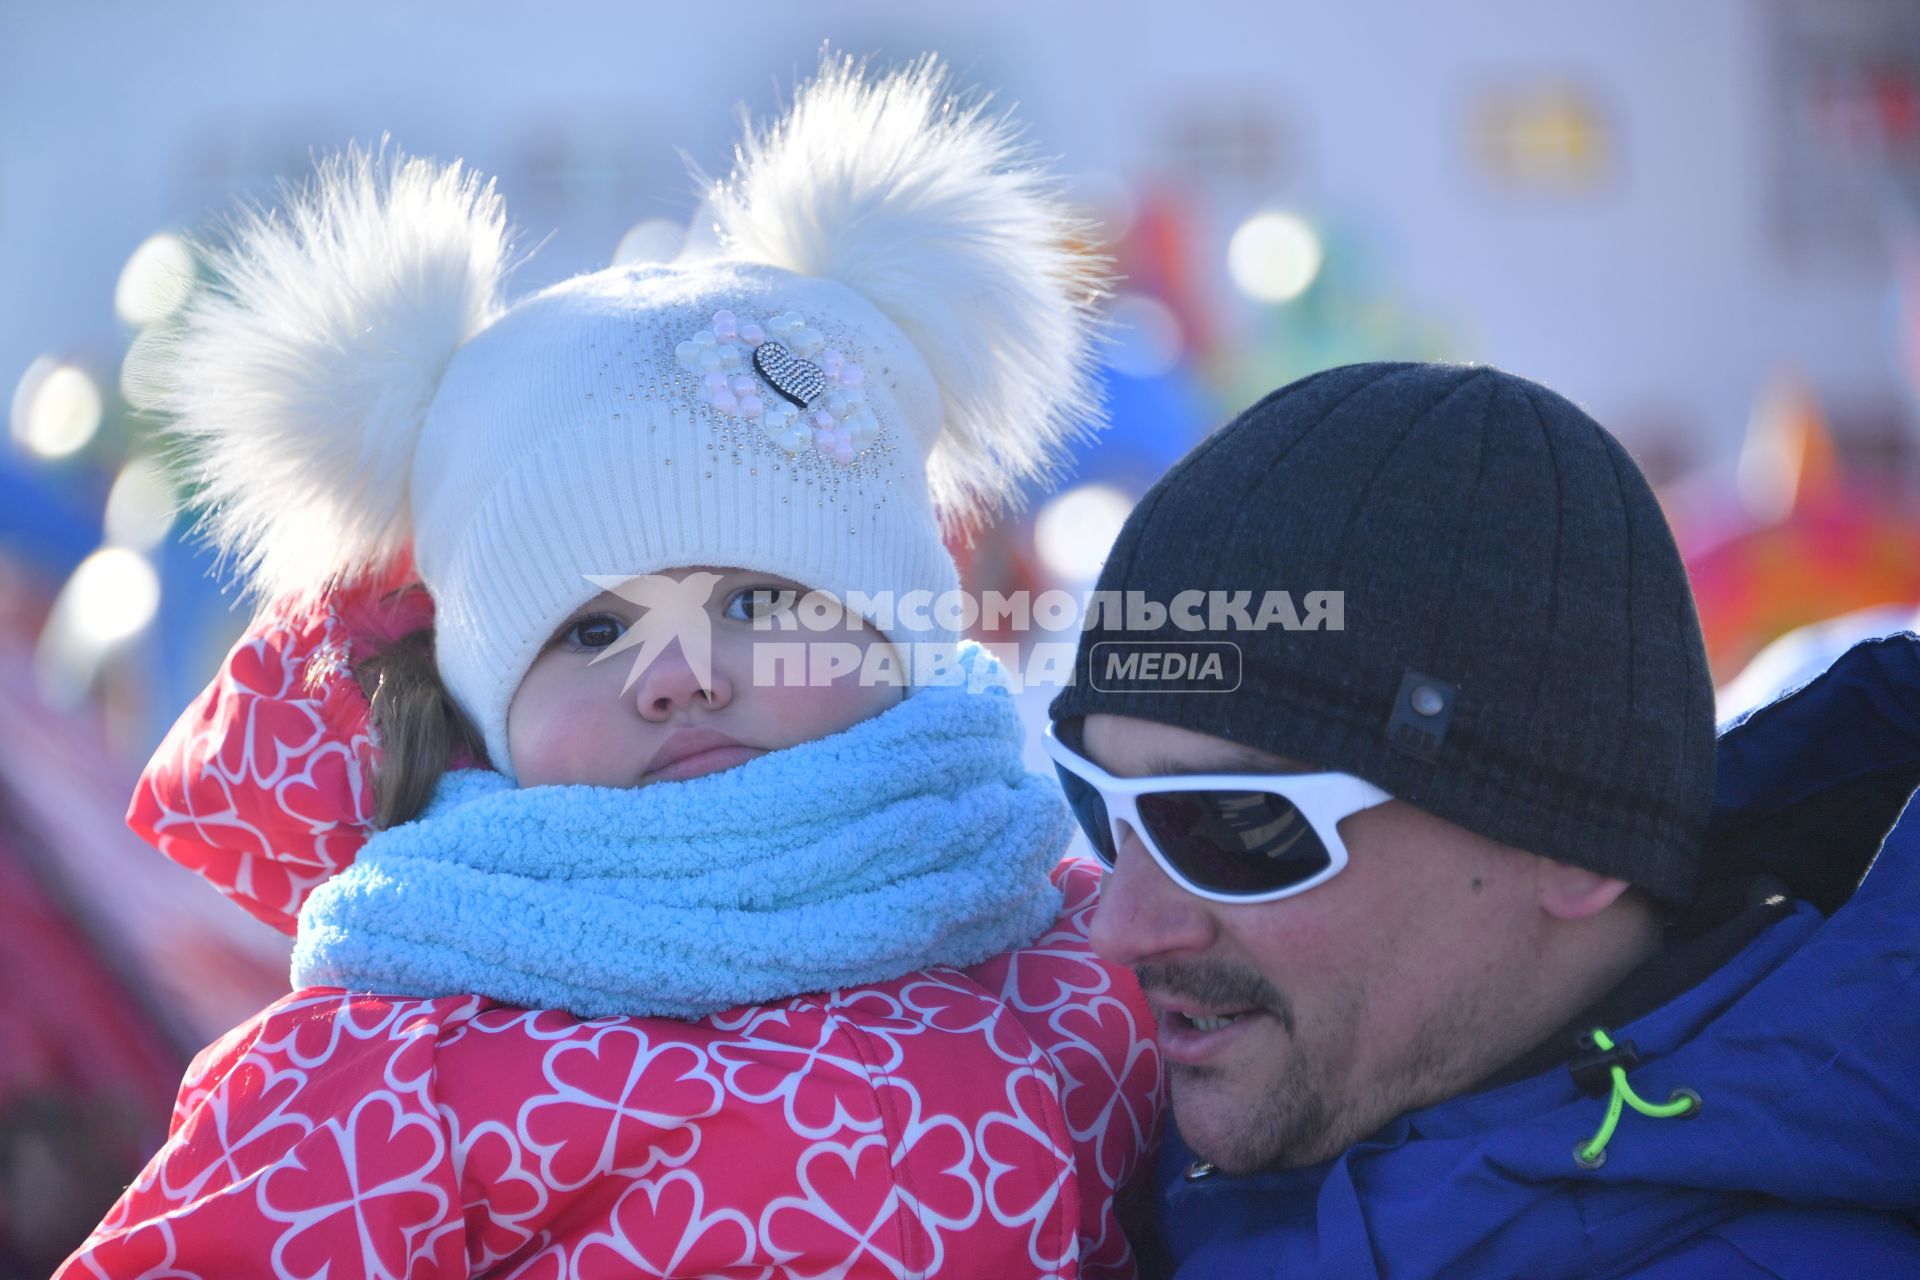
[675,309,877,464]
[752,341,826,408]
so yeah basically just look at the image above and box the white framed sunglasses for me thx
[1042,722,1392,904]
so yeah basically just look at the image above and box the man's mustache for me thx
[1134,960,1295,1036]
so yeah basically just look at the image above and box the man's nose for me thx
[1088,822,1217,967]
[632,641,733,721]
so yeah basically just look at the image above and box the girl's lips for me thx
[1155,1007,1268,1066]
[644,744,764,783]
[642,728,755,780]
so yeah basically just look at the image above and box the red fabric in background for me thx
[0,830,178,1118]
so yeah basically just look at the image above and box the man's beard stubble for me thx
[1138,955,1492,1174]
[1134,958,1336,1172]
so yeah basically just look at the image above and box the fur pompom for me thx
[709,53,1109,525]
[152,141,511,599]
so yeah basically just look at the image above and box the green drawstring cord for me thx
[1573,1028,1700,1169]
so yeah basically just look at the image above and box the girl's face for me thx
[506,567,905,788]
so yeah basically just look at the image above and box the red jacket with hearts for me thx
[58,582,1164,1280]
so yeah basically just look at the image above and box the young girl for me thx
[60,57,1162,1279]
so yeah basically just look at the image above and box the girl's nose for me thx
[1088,822,1219,967]
[632,641,733,721]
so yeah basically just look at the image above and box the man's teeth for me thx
[1186,1013,1243,1032]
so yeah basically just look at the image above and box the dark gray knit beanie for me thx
[1049,362,1715,907]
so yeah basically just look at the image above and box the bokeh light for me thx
[1105,292,1185,380]
[613,217,684,266]
[114,232,197,327]
[64,547,161,646]
[1227,210,1324,303]
[34,547,163,708]
[119,325,171,411]
[103,455,178,551]
[1033,483,1136,583]
[10,358,103,460]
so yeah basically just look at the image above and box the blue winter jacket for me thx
[1151,633,1920,1278]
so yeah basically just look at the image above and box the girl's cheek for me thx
[508,676,604,786]
[507,715,568,787]
[779,652,898,729]
[741,640,901,741]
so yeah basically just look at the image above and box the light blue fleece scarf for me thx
[292,644,1067,1019]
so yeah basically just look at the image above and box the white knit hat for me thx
[155,55,1107,778]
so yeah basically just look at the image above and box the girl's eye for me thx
[725,586,795,622]
[565,614,625,649]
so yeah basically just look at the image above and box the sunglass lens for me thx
[1136,788,1333,896]
[1052,765,1119,867]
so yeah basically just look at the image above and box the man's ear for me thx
[1537,859,1634,921]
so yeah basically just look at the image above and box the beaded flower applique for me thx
[674,310,880,465]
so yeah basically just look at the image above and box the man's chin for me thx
[1168,1067,1286,1174]
[1170,1050,1346,1174]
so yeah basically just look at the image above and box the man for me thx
[1048,362,1920,1277]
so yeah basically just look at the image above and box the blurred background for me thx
[4,0,1918,1268]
